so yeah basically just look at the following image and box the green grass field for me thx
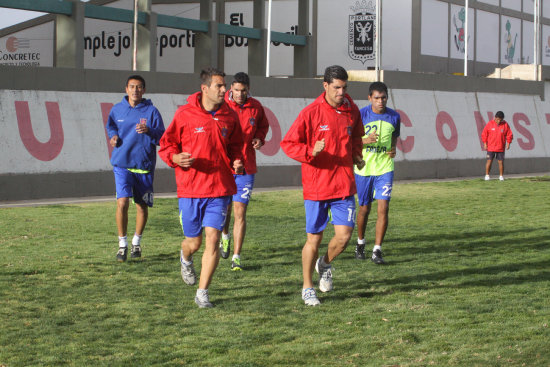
[1,177,549,366]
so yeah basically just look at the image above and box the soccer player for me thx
[220,72,270,271]
[280,65,365,306]
[105,75,165,262]
[158,68,244,308]
[482,111,513,181]
[354,81,400,265]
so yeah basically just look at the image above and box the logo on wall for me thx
[6,37,30,52]
[348,0,376,64]
[504,20,518,63]
[452,8,467,53]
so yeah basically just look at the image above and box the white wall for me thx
[2,85,550,175]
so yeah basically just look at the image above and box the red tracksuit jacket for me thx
[280,92,363,201]
[481,119,514,152]
[159,92,243,198]
[225,91,270,175]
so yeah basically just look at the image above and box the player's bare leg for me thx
[220,204,232,259]
[115,197,130,261]
[135,203,148,236]
[180,235,202,286]
[181,235,202,263]
[324,225,353,263]
[232,202,247,255]
[355,204,372,259]
[130,203,148,258]
[498,160,504,180]
[198,227,221,290]
[116,197,130,237]
[485,159,493,176]
[372,199,389,264]
[302,232,323,289]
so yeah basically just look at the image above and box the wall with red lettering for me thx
[2,88,550,175]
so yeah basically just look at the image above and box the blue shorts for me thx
[232,174,255,204]
[355,171,394,206]
[178,196,232,238]
[114,167,154,207]
[304,196,356,234]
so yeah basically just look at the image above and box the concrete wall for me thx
[1,65,549,201]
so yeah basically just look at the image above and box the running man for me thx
[280,65,365,306]
[354,82,400,265]
[159,68,244,308]
[482,111,513,181]
[220,72,270,271]
[105,75,165,262]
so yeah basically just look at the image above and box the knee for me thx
[117,198,130,211]
[184,238,201,253]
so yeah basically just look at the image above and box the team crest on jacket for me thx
[320,125,330,131]
[221,126,228,137]
[194,127,205,133]
[249,117,256,126]
[348,0,376,64]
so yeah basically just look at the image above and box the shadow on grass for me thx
[388,227,549,260]
[343,259,550,293]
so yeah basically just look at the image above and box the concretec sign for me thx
[1,87,550,175]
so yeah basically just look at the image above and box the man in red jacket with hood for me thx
[281,65,367,306]
[219,72,270,271]
[481,111,513,181]
[159,68,244,308]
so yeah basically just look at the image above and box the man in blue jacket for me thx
[106,75,165,262]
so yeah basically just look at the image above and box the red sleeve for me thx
[227,113,244,166]
[481,122,489,143]
[254,105,270,144]
[351,109,363,158]
[158,111,183,168]
[505,122,514,143]
[280,111,314,163]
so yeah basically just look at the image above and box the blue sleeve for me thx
[148,108,166,146]
[392,111,401,138]
[106,110,118,139]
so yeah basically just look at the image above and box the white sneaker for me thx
[484,175,490,181]
[315,257,333,293]
[499,176,504,181]
[180,254,196,285]
[302,287,320,306]
[195,289,213,308]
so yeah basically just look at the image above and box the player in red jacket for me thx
[481,111,513,181]
[219,72,270,271]
[281,65,366,306]
[159,68,244,308]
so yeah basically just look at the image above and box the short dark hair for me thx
[200,67,226,87]
[126,75,145,88]
[232,72,250,86]
[369,81,388,96]
[495,111,505,119]
[323,65,348,84]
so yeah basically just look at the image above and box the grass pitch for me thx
[1,177,549,366]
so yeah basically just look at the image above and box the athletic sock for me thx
[180,250,193,265]
[118,236,128,248]
[357,238,365,245]
[132,234,142,247]
[232,254,240,261]
[373,244,381,252]
[222,233,230,241]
